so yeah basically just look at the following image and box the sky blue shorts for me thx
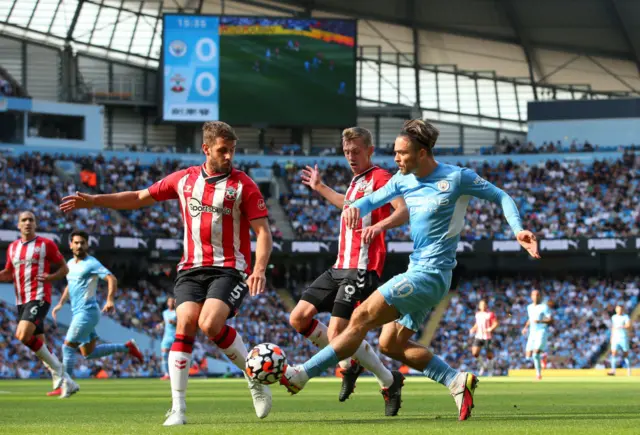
[526,330,548,352]
[65,307,100,344]
[611,339,630,353]
[378,265,452,332]
[161,333,176,350]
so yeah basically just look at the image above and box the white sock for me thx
[338,359,354,370]
[169,350,191,412]
[354,340,394,388]
[218,330,248,372]
[36,345,62,373]
[305,320,329,348]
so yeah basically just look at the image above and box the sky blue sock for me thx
[423,355,458,387]
[162,350,169,374]
[302,345,340,378]
[63,345,76,377]
[623,357,630,369]
[533,353,542,376]
[86,343,127,360]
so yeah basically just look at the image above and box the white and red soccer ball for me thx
[245,343,287,385]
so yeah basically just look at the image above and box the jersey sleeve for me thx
[543,305,552,318]
[240,176,269,221]
[489,312,497,323]
[459,168,524,235]
[4,246,14,272]
[44,239,64,264]
[373,169,393,190]
[90,258,112,279]
[353,172,402,217]
[148,169,188,202]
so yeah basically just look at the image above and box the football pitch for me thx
[1,377,639,434]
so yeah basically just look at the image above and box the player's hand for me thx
[52,305,62,324]
[102,298,115,314]
[247,270,267,296]
[516,230,541,259]
[0,269,12,282]
[36,273,52,282]
[358,223,383,244]
[300,165,322,191]
[343,207,360,230]
[521,328,528,336]
[60,191,96,213]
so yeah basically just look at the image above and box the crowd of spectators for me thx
[433,276,640,375]
[482,138,640,155]
[283,151,640,241]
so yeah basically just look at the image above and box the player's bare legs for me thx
[15,321,66,391]
[282,292,405,415]
[164,302,200,426]
[378,321,479,421]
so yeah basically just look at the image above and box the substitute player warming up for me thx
[286,127,408,415]
[280,119,541,421]
[0,211,71,392]
[49,230,144,398]
[60,121,273,426]
[470,300,498,376]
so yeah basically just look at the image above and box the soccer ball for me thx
[245,343,287,385]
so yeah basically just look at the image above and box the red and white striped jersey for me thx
[334,166,392,277]
[5,236,64,305]
[148,165,268,275]
[475,311,497,340]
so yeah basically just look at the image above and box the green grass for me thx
[219,35,356,126]
[1,377,639,434]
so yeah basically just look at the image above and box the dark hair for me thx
[399,119,439,153]
[70,230,89,242]
[203,121,238,145]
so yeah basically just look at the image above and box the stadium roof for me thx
[1,0,639,74]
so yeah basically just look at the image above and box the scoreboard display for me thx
[162,15,357,127]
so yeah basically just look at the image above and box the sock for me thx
[338,359,353,370]
[27,337,62,373]
[212,325,247,372]
[353,340,394,388]
[611,355,616,373]
[624,357,630,375]
[169,334,194,412]
[423,355,458,387]
[162,350,169,375]
[533,353,542,376]
[302,344,340,378]
[301,319,329,348]
[85,343,128,359]
[63,345,77,377]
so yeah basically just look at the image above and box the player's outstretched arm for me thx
[359,196,408,243]
[460,169,540,259]
[522,320,530,336]
[248,217,272,297]
[37,260,69,282]
[52,285,70,323]
[60,189,156,212]
[0,268,12,282]
[345,174,401,229]
[300,164,345,209]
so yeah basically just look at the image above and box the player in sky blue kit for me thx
[280,119,540,421]
[608,304,632,376]
[158,297,177,380]
[50,230,144,398]
[522,290,552,380]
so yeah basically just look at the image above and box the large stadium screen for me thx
[162,15,357,126]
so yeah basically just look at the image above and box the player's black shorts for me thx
[174,266,249,318]
[17,300,50,335]
[473,338,493,349]
[301,268,379,320]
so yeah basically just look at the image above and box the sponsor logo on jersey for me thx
[188,197,231,218]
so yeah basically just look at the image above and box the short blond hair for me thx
[203,121,238,146]
[342,126,373,147]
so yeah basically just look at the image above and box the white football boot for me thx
[60,375,80,399]
[244,372,272,419]
[163,409,187,426]
[449,372,479,421]
[279,365,309,395]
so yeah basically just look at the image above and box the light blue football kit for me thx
[526,303,552,352]
[62,256,129,377]
[301,163,524,381]
[611,314,630,353]
[161,308,177,374]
